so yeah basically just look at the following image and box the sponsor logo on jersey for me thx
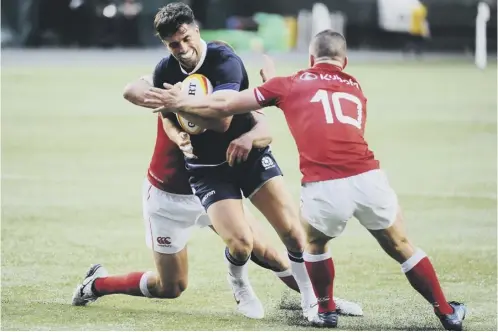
[300,72,318,81]
[300,72,360,89]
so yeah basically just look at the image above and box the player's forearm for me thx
[244,112,272,148]
[123,76,158,109]
[177,94,239,119]
[176,111,232,133]
[160,114,184,145]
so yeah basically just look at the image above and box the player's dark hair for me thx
[312,30,347,59]
[154,2,195,40]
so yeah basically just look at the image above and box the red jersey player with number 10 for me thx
[145,30,466,330]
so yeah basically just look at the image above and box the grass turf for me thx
[1,57,496,330]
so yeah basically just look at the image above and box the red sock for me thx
[304,252,336,313]
[274,269,300,293]
[93,272,151,297]
[402,249,453,315]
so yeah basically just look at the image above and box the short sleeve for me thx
[152,57,170,89]
[253,76,292,107]
[212,55,244,92]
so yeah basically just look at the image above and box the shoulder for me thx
[290,69,309,82]
[154,55,174,72]
[341,70,359,82]
[206,42,244,67]
[153,55,180,87]
[340,70,363,91]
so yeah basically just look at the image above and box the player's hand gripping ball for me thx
[176,74,213,135]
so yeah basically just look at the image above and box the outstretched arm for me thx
[179,89,261,118]
[145,65,290,120]
[123,76,164,109]
[174,89,235,132]
[124,75,230,132]
[147,87,261,119]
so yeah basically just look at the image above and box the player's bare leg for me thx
[249,176,318,319]
[147,249,189,297]
[72,248,189,305]
[244,206,290,272]
[243,207,363,316]
[369,207,466,331]
[207,199,264,319]
[301,219,339,327]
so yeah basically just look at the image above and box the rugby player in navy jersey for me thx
[72,2,362,320]
[147,3,319,320]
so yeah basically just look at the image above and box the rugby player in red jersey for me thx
[145,30,466,330]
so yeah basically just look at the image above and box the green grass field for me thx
[1,56,497,330]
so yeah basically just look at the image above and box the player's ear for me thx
[343,56,348,70]
[309,54,315,67]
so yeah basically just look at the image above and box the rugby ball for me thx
[176,74,213,135]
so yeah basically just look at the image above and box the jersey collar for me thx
[179,39,207,75]
[313,62,343,72]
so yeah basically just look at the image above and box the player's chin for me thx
[182,52,198,66]
[179,58,195,68]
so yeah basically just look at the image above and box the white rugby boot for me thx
[334,296,363,316]
[227,274,265,319]
[72,264,108,306]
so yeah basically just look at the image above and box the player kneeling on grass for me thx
[145,30,466,330]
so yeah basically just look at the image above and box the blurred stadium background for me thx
[1,0,497,330]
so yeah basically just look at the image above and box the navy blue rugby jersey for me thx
[153,40,255,167]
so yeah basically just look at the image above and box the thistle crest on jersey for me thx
[176,74,213,135]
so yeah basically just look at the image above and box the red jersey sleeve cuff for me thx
[253,88,267,106]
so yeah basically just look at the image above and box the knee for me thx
[379,230,413,259]
[155,280,188,299]
[226,234,253,261]
[306,239,328,255]
[281,226,306,253]
[275,204,306,252]
[304,224,332,254]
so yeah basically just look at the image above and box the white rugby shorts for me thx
[142,178,210,254]
[300,169,398,237]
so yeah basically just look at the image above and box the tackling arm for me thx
[175,90,236,132]
[124,75,231,132]
[123,76,160,109]
[176,89,261,119]
[160,113,184,145]
[176,110,231,132]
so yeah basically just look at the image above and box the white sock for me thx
[401,248,427,273]
[139,271,155,298]
[225,247,249,279]
[288,251,317,305]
